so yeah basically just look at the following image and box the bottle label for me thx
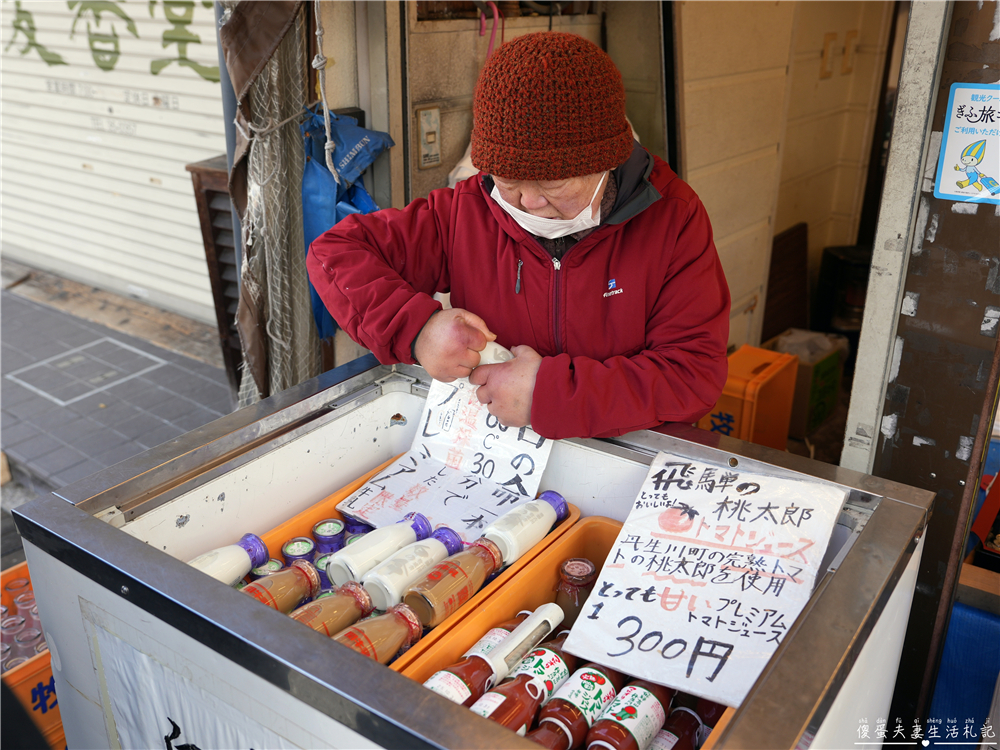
[338,627,377,659]
[510,647,571,703]
[462,628,508,659]
[650,729,681,750]
[551,667,618,725]
[599,685,666,750]
[243,580,280,610]
[423,670,473,704]
[470,691,507,720]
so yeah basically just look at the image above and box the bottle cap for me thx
[558,558,597,587]
[390,603,424,647]
[251,559,284,579]
[345,533,364,546]
[289,560,322,598]
[537,490,569,522]
[237,533,270,569]
[282,537,316,565]
[339,581,375,617]
[430,527,464,556]
[344,517,374,535]
[471,538,504,574]
[402,512,432,541]
[312,518,346,554]
[314,554,333,590]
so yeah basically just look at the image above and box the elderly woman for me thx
[307,32,730,440]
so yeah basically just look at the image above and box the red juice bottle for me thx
[585,680,676,750]
[332,603,423,664]
[240,559,320,613]
[527,663,627,750]
[648,707,702,750]
[469,631,578,735]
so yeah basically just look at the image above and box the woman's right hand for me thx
[413,308,496,381]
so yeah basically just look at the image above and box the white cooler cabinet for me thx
[13,357,934,749]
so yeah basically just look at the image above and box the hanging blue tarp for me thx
[302,106,393,339]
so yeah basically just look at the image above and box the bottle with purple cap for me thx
[312,518,346,554]
[482,491,569,566]
[325,513,433,586]
[343,517,375,536]
[186,533,270,587]
[281,536,317,566]
[361,527,464,610]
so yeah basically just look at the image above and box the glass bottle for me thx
[289,581,374,636]
[344,517,375,536]
[585,680,676,750]
[187,533,270,587]
[694,697,726,746]
[482,491,569,566]
[2,656,28,673]
[241,560,320,613]
[403,538,504,628]
[332,603,422,664]
[554,558,597,629]
[12,627,42,661]
[1,615,26,644]
[527,662,627,750]
[648,708,702,750]
[326,512,432,586]
[312,518,346,554]
[423,602,562,707]
[281,536,317,565]
[469,631,578,735]
[3,577,29,600]
[362,528,464,610]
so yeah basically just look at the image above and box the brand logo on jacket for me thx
[604,278,623,298]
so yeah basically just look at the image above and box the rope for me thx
[312,0,341,185]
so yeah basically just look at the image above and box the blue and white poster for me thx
[934,83,1000,205]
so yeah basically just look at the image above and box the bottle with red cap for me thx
[526,662,627,750]
[240,559,320,613]
[585,680,676,750]
[469,630,578,735]
[648,707,703,750]
[289,581,374,636]
[403,538,505,628]
[331,603,423,664]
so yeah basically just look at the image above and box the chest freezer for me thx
[12,356,934,750]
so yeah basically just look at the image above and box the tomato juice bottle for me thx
[289,581,374,636]
[694,697,726,745]
[469,631,578,735]
[648,707,702,750]
[332,603,423,664]
[585,680,676,750]
[527,663,626,750]
[240,559,320,613]
[403,538,504,628]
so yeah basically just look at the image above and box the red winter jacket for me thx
[307,153,730,440]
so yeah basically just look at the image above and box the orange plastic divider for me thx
[1,560,63,737]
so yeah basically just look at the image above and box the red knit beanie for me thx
[471,32,633,181]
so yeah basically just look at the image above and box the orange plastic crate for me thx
[697,345,798,450]
[398,515,737,742]
[255,457,580,673]
[1,560,63,739]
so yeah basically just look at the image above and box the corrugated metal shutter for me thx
[1,0,227,325]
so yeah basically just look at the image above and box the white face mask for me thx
[490,172,607,240]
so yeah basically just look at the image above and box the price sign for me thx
[338,378,553,541]
[563,451,844,706]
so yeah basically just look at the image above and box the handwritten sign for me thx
[338,378,553,541]
[563,452,845,706]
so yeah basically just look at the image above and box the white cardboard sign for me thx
[338,378,553,540]
[563,451,845,707]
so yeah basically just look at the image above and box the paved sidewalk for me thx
[2,290,232,492]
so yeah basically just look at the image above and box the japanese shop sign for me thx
[338,378,553,541]
[564,452,844,707]
[934,82,1000,205]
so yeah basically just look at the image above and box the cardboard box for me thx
[763,329,848,439]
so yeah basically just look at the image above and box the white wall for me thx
[1,0,226,324]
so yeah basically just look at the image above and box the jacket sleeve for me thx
[306,191,454,365]
[530,196,730,440]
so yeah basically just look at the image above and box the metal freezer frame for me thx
[13,356,934,749]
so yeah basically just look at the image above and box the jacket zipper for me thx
[515,259,523,294]
[551,257,563,352]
